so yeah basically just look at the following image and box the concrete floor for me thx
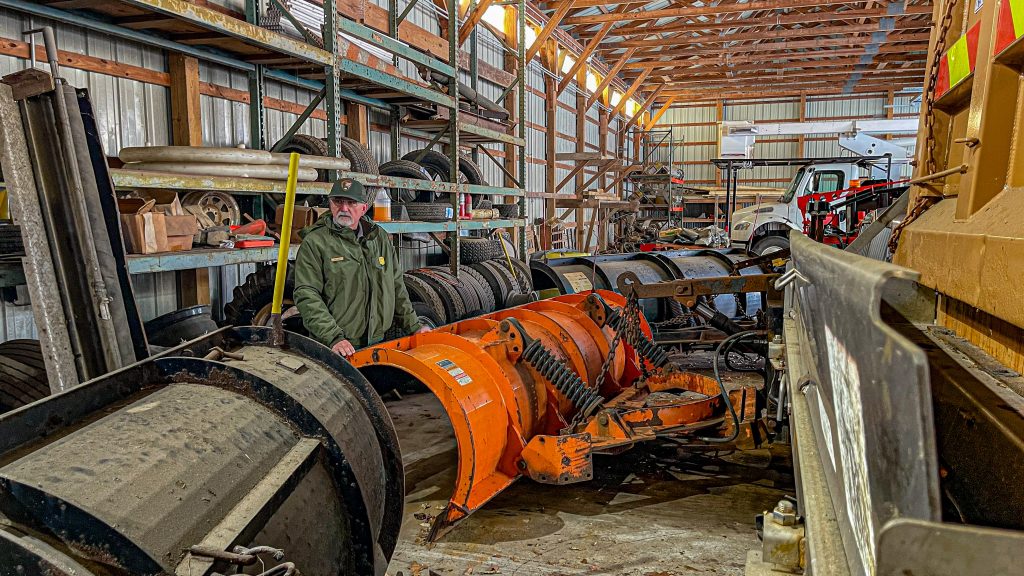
[384,393,792,576]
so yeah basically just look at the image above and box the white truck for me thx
[728,156,901,254]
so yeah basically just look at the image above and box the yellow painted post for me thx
[271,152,300,344]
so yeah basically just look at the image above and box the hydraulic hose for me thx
[700,330,762,444]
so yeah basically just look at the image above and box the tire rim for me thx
[183,191,241,226]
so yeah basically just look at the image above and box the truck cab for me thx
[729,159,888,254]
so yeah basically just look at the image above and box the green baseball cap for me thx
[328,178,367,203]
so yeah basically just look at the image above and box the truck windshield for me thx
[781,166,807,203]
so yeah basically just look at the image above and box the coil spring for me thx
[606,307,670,368]
[521,339,604,418]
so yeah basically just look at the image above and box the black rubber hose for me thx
[700,330,762,444]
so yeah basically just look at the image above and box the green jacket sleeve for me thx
[389,240,422,334]
[293,241,347,346]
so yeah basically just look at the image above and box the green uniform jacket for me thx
[293,214,421,348]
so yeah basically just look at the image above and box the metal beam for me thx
[583,47,636,110]
[117,0,333,64]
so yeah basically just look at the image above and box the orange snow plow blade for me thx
[350,291,755,538]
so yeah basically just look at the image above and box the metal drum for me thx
[0,327,402,576]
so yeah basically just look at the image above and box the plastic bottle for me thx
[373,188,392,221]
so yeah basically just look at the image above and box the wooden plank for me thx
[168,52,209,306]
[645,95,676,130]
[458,0,496,46]
[526,0,578,63]
[347,103,369,145]
[609,69,650,117]
[584,48,636,111]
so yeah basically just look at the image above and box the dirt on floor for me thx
[385,393,793,576]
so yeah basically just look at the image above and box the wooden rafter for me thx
[458,0,496,45]
[526,0,578,63]
[563,0,862,25]
[555,6,630,95]
[609,68,650,117]
[582,6,933,38]
[606,34,931,60]
[620,84,665,134]
[645,95,676,130]
[583,47,636,110]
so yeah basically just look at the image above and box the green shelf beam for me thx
[335,18,456,78]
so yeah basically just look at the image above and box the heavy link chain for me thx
[592,293,643,397]
[889,0,958,254]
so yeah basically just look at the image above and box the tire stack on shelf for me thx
[223,243,534,341]
[0,339,48,415]
[398,147,488,214]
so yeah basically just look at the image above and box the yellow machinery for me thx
[747,0,1024,574]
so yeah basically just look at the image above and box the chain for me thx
[591,293,641,397]
[890,0,958,254]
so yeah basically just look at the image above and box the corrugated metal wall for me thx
[656,93,921,188]
[0,5,612,337]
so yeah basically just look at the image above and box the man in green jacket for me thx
[294,178,428,356]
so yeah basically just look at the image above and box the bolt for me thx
[598,413,609,425]
[517,459,527,470]
[775,500,795,515]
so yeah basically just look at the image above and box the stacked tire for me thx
[399,148,487,211]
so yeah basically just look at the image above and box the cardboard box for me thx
[166,235,194,252]
[275,205,320,243]
[118,198,167,254]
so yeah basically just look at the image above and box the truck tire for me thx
[379,159,431,203]
[402,202,451,222]
[272,134,330,181]
[336,136,379,176]
[459,236,505,264]
[223,265,307,334]
[751,235,790,255]
[383,302,440,341]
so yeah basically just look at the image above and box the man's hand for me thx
[332,339,356,357]
[414,326,431,335]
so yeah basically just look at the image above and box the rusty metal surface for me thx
[617,272,779,309]
[1,383,299,574]
[0,327,402,576]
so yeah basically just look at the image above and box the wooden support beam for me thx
[502,5,520,192]
[347,102,369,145]
[168,53,209,306]
[609,69,650,117]
[556,20,612,95]
[645,95,676,130]
[583,48,636,111]
[622,53,928,74]
[169,53,202,147]
[458,0,496,45]
[620,84,665,135]
[526,0,578,63]
[588,6,934,38]
[564,0,858,25]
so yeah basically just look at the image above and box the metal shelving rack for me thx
[3,0,529,276]
[626,128,684,228]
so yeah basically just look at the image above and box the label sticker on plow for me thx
[437,359,473,386]
[563,271,594,292]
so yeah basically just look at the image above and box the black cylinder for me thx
[0,327,402,576]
